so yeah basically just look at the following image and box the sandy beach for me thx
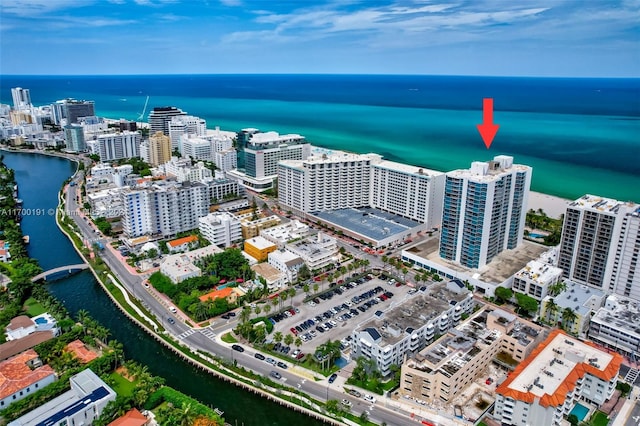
[527,191,572,219]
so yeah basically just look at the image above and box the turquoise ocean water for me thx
[1,74,638,202]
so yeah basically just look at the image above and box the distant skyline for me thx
[1,0,638,77]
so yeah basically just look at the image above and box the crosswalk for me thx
[625,368,639,384]
[200,326,217,341]
[178,328,197,340]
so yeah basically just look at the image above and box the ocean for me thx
[1,74,639,202]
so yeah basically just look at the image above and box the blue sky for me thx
[1,0,638,76]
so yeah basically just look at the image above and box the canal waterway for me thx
[2,150,323,426]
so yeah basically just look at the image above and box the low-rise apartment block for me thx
[512,257,563,301]
[241,214,281,239]
[285,232,338,271]
[351,280,473,377]
[588,295,640,360]
[268,249,304,284]
[494,330,622,426]
[540,281,605,338]
[400,308,543,403]
[160,245,222,284]
[199,212,242,248]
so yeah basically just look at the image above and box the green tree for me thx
[284,334,294,347]
[273,331,283,344]
[515,292,539,316]
[494,286,513,303]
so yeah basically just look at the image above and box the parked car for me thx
[231,344,244,353]
[348,389,362,398]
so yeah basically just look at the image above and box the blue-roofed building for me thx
[8,368,116,426]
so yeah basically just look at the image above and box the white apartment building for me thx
[181,135,213,161]
[205,129,233,152]
[199,212,243,248]
[206,176,242,204]
[540,281,605,338]
[278,152,373,213]
[494,331,621,426]
[87,188,124,218]
[260,220,312,248]
[278,151,446,228]
[139,140,150,163]
[439,155,531,269]
[268,250,305,284]
[168,115,206,151]
[559,195,640,298]
[163,157,213,183]
[370,158,445,229]
[11,87,31,110]
[285,232,338,271]
[215,148,237,172]
[148,106,187,136]
[351,281,474,377]
[401,308,544,403]
[230,131,311,191]
[120,181,209,238]
[588,295,640,361]
[512,258,563,301]
[96,131,141,162]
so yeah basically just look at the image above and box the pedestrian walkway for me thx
[178,329,198,340]
[200,326,217,341]
[625,369,639,384]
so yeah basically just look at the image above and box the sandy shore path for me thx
[527,191,571,219]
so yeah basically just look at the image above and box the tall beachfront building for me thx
[229,131,310,192]
[148,106,187,136]
[558,195,640,300]
[168,115,206,151]
[278,151,445,229]
[63,124,86,152]
[438,155,531,269]
[11,87,31,110]
[148,131,171,166]
[494,330,621,426]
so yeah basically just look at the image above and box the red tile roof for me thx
[199,287,234,302]
[496,329,623,408]
[0,349,55,400]
[108,408,148,426]
[65,340,98,364]
[167,235,198,248]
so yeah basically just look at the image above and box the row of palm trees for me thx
[544,298,578,330]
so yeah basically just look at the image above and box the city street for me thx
[64,181,458,426]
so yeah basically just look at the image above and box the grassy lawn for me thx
[221,333,238,344]
[591,411,609,426]
[23,297,46,316]
[109,372,136,397]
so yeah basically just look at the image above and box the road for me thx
[64,181,446,426]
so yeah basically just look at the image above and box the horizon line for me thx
[1,72,639,80]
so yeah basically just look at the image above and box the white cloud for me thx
[220,0,242,6]
[1,0,90,17]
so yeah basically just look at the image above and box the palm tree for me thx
[263,303,271,317]
[294,337,302,351]
[562,308,578,332]
[177,402,197,426]
[273,331,283,344]
[303,283,310,297]
[545,298,559,323]
[254,305,261,318]
[239,306,251,324]
[313,282,319,294]
[284,334,294,347]
[288,287,296,306]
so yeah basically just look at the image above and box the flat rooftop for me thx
[552,280,605,317]
[568,194,634,214]
[405,239,548,284]
[514,259,563,285]
[374,159,443,178]
[499,331,620,406]
[592,296,640,336]
[245,236,276,250]
[356,282,470,347]
[311,207,421,242]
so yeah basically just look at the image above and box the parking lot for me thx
[267,272,418,358]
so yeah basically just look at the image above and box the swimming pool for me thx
[34,317,48,324]
[570,403,589,422]
[528,233,545,239]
